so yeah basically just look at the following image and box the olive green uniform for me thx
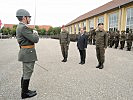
[109,31,115,48]
[114,31,120,49]
[16,22,39,79]
[95,29,108,65]
[59,30,70,61]
[126,30,132,51]
[120,31,126,50]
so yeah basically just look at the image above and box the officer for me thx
[59,25,70,62]
[16,9,39,99]
[126,29,132,51]
[114,30,120,49]
[95,23,108,69]
[120,30,126,50]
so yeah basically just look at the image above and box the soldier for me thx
[109,31,115,48]
[92,29,96,45]
[120,30,126,50]
[16,9,39,99]
[106,31,110,47]
[114,30,120,49]
[77,28,88,64]
[126,29,132,51]
[88,28,93,45]
[59,25,70,62]
[95,23,108,69]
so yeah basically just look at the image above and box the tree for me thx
[47,27,53,35]
[53,27,61,35]
[40,28,46,35]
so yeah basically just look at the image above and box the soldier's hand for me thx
[33,30,39,36]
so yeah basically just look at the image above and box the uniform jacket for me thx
[77,33,88,50]
[59,30,70,45]
[95,29,108,48]
[120,32,126,41]
[16,22,39,62]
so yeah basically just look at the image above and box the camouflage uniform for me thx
[126,29,132,51]
[114,31,120,49]
[120,31,126,50]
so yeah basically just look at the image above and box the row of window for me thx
[68,8,133,33]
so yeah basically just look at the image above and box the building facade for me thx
[65,0,133,34]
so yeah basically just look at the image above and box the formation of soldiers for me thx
[15,8,133,99]
[88,29,133,51]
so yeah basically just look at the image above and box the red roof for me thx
[4,24,14,29]
[4,24,52,31]
[66,0,133,26]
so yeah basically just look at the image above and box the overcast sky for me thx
[0,0,112,27]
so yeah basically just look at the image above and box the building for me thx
[3,24,52,31]
[65,0,133,34]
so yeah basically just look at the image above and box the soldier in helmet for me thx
[126,29,132,51]
[59,25,70,62]
[120,30,126,50]
[16,9,39,99]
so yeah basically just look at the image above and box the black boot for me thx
[99,64,104,69]
[62,58,67,62]
[96,63,101,68]
[21,79,37,99]
[21,77,36,93]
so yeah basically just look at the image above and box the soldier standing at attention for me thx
[16,9,39,99]
[126,29,132,51]
[59,25,70,62]
[95,23,108,69]
[120,30,126,50]
[114,30,120,49]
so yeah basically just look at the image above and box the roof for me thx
[29,25,52,31]
[66,0,133,26]
[4,24,14,29]
[4,24,52,31]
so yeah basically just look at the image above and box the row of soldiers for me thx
[87,29,133,51]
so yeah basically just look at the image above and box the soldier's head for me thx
[80,28,84,34]
[61,25,65,31]
[16,9,31,24]
[98,23,104,30]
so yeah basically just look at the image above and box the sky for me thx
[0,0,112,27]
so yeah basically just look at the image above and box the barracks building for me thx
[65,0,133,34]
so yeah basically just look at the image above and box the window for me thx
[89,19,94,30]
[74,24,76,34]
[69,26,72,34]
[78,23,81,32]
[98,16,104,24]
[126,8,133,32]
[109,13,118,31]
[82,21,86,30]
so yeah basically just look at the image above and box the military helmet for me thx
[16,9,31,17]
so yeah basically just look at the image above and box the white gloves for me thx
[33,30,39,36]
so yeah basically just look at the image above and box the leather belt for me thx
[21,45,35,48]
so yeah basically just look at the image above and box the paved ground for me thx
[0,38,133,100]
